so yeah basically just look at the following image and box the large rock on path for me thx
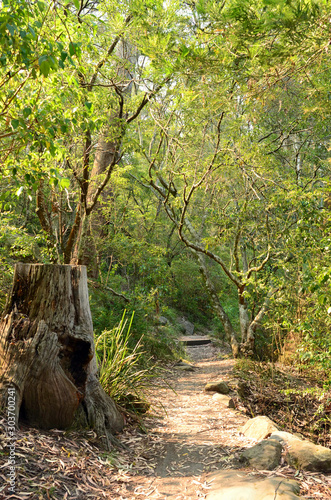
[239,438,283,470]
[212,393,235,408]
[270,431,331,472]
[207,470,301,500]
[241,417,331,473]
[205,381,230,394]
[240,416,280,441]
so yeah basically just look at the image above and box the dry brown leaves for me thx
[1,345,330,499]
[233,361,331,448]
[0,415,146,499]
[246,466,331,499]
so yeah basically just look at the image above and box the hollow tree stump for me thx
[0,264,124,449]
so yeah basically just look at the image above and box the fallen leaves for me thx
[1,343,330,499]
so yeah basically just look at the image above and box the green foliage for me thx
[0,212,47,310]
[95,311,152,413]
[1,0,331,386]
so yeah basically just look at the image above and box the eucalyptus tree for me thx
[0,0,189,269]
[130,0,331,356]
[0,0,194,445]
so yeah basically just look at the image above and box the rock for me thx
[177,317,195,335]
[175,360,195,372]
[207,470,301,500]
[212,393,235,409]
[240,418,331,473]
[158,316,168,325]
[270,431,331,472]
[241,416,280,441]
[176,365,195,372]
[239,438,283,470]
[269,431,300,444]
[205,381,230,394]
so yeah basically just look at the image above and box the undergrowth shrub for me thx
[95,311,153,414]
[234,359,331,447]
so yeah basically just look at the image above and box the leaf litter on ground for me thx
[1,343,330,499]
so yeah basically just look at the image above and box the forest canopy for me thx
[1,0,331,377]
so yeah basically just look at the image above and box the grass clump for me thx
[95,311,152,414]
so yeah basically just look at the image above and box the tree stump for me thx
[0,264,124,449]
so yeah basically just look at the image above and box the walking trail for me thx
[1,338,330,498]
[116,341,253,499]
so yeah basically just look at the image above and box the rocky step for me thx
[178,335,212,346]
[207,470,300,500]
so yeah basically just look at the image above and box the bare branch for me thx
[87,14,134,91]
[247,213,271,279]
[88,280,130,302]
[233,221,241,273]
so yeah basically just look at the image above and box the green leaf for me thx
[60,178,70,189]
[28,25,36,38]
[39,60,50,77]
[6,24,16,36]
[37,1,46,12]
[69,42,76,57]
[23,107,32,118]
[38,54,48,64]
[73,0,80,9]
[11,119,19,130]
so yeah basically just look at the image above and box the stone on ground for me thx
[270,431,331,472]
[207,470,301,500]
[177,316,195,335]
[205,381,230,394]
[158,316,168,325]
[239,438,282,470]
[212,393,235,408]
[241,416,280,441]
[175,359,196,371]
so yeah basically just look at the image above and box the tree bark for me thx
[195,251,240,357]
[0,263,124,449]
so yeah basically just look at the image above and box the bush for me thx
[95,311,153,413]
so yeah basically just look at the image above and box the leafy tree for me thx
[129,0,331,357]
[1,0,189,268]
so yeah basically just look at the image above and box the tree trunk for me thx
[0,263,124,449]
[195,251,240,357]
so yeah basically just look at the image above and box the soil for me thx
[121,342,251,499]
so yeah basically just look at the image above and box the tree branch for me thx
[246,213,271,279]
[87,14,134,92]
[87,280,130,302]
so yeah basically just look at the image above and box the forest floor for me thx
[1,340,331,499]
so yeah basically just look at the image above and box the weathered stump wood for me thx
[0,264,124,449]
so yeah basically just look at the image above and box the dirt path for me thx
[2,339,331,498]
[118,341,253,499]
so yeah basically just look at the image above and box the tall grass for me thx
[95,311,152,413]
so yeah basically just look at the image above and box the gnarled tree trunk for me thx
[0,263,124,449]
